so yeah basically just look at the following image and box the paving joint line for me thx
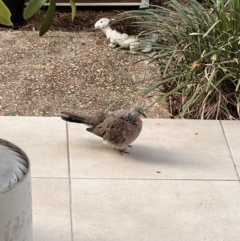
[31,177,68,179]
[70,177,239,181]
[220,121,240,182]
[31,177,238,182]
[66,122,74,241]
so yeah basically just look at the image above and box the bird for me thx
[60,106,147,154]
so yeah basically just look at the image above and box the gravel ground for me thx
[0,9,169,118]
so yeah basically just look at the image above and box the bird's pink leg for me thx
[113,148,129,155]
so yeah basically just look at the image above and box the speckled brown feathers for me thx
[60,106,146,153]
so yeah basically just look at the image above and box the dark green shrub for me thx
[129,0,240,119]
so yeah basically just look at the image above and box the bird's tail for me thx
[60,112,87,124]
[61,111,107,126]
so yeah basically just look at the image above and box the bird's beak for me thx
[142,113,147,118]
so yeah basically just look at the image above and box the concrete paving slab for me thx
[32,178,71,241]
[0,117,239,241]
[68,119,237,180]
[71,179,240,241]
[0,117,68,178]
[221,121,240,179]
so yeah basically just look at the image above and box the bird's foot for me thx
[114,148,129,155]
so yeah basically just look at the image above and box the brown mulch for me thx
[0,5,170,118]
[21,7,142,34]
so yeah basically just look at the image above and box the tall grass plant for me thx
[128,0,240,119]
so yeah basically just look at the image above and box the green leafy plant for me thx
[0,0,12,26]
[24,0,76,36]
[127,0,240,119]
[0,0,76,36]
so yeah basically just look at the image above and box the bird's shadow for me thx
[72,137,205,169]
[126,143,200,168]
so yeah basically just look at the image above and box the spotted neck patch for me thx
[122,113,137,125]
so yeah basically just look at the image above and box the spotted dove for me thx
[60,106,146,154]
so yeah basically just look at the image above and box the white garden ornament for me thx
[94,18,157,53]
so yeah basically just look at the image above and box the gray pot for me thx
[0,139,33,241]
